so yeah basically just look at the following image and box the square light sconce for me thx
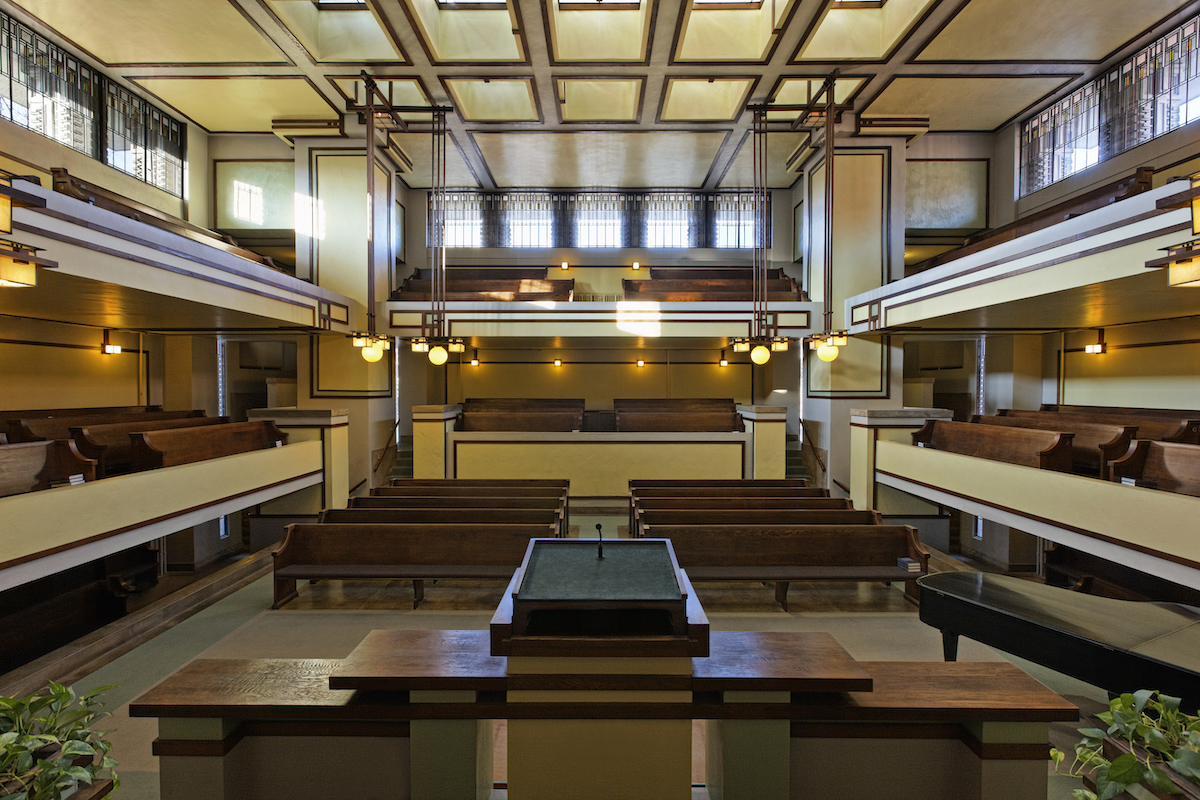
[101,329,121,355]
[719,350,728,367]
[1084,329,1106,354]
[636,359,645,367]
[561,262,569,270]
[632,261,640,270]
[471,358,480,367]
[554,359,562,367]
[0,240,56,288]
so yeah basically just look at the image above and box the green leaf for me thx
[1145,766,1183,794]
[1134,690,1155,714]
[1078,728,1109,740]
[1095,766,1128,800]
[1147,728,1174,754]
[1159,694,1182,712]
[59,739,94,759]
[1170,747,1200,779]
[1106,753,1147,785]
[1051,748,1066,765]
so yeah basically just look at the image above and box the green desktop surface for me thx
[517,539,683,602]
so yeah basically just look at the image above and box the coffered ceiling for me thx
[5,0,1199,190]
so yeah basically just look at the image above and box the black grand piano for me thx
[918,572,1200,710]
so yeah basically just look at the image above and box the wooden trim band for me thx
[790,722,1049,760]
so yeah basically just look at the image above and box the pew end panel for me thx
[0,440,98,497]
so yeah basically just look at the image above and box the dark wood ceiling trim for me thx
[250,0,318,67]
[700,129,737,188]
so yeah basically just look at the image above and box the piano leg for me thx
[941,630,959,661]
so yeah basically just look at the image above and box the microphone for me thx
[595,523,604,560]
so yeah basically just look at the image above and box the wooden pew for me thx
[463,399,585,410]
[0,440,96,497]
[615,410,743,432]
[352,495,565,509]
[271,523,552,608]
[389,477,570,488]
[318,507,564,536]
[911,419,1073,472]
[52,168,283,271]
[614,398,736,411]
[648,268,787,280]
[1041,403,1199,419]
[1001,408,1200,444]
[634,506,871,538]
[130,420,287,471]
[396,278,574,302]
[414,267,555,281]
[0,404,162,419]
[630,486,830,498]
[1110,440,1200,497]
[655,525,928,610]
[1044,543,1200,605]
[71,416,231,477]
[630,478,810,488]
[970,414,1136,479]
[6,409,205,444]
[623,277,803,302]
[639,510,881,538]
[459,410,583,432]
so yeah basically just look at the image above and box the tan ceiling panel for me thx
[795,0,936,61]
[402,0,524,62]
[674,0,798,62]
[548,2,653,62]
[10,0,284,63]
[266,1,403,62]
[864,76,1070,131]
[472,132,728,188]
[918,0,1191,62]
[445,79,539,122]
[132,78,336,132]
[660,79,753,122]
[718,133,805,189]
[389,133,478,188]
[558,79,642,122]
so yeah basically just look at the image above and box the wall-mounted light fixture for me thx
[470,349,480,367]
[636,359,645,367]
[1146,171,1200,287]
[719,350,728,367]
[561,261,569,271]
[631,261,640,270]
[0,240,57,288]
[100,329,121,355]
[554,359,562,367]
[1084,329,1106,355]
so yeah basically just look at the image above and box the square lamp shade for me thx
[0,241,56,288]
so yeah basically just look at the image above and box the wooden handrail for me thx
[374,418,403,472]
[799,418,827,474]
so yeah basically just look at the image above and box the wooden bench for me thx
[389,477,570,488]
[374,484,568,498]
[653,525,928,610]
[349,494,569,529]
[1000,408,1200,444]
[130,420,287,471]
[1110,440,1200,497]
[615,398,736,412]
[641,511,880,538]
[0,404,162,420]
[648,268,787,281]
[634,506,875,538]
[912,419,1073,472]
[5,409,205,444]
[463,399,585,411]
[1041,402,1199,419]
[0,440,96,497]
[630,486,831,498]
[615,410,743,432]
[971,414,1136,478]
[271,523,551,608]
[622,277,804,302]
[459,410,583,432]
[71,416,230,477]
[396,278,574,302]
[318,506,565,536]
[630,478,810,488]
[52,167,283,271]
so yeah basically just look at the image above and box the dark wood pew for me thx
[1110,440,1200,497]
[6,409,205,444]
[631,486,831,498]
[918,571,1200,711]
[130,420,287,471]
[630,478,810,488]
[648,268,787,281]
[911,167,1154,273]
[1001,408,1200,445]
[318,507,564,536]
[970,414,1136,479]
[1045,543,1200,606]
[0,440,96,497]
[52,168,283,271]
[414,267,554,281]
[639,510,881,538]
[912,419,1073,472]
[1041,403,1199,419]
[615,410,743,432]
[271,523,552,608]
[71,416,230,477]
[389,477,570,488]
[654,525,928,610]
[459,410,583,432]
[623,277,803,302]
[1,404,162,420]
[352,495,565,509]
[378,481,567,498]
[634,506,873,537]
[396,278,574,302]
[614,398,736,411]
[464,399,585,411]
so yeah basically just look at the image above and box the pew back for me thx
[1111,440,1200,497]
[318,507,563,533]
[971,414,1136,478]
[0,440,96,497]
[72,416,230,477]
[374,485,568,497]
[615,411,743,432]
[131,420,286,471]
[350,495,565,509]
[912,419,1073,472]
[276,523,550,567]
[1001,408,1200,444]
[7,410,205,444]
[640,510,882,537]
[659,525,924,568]
[631,486,832,498]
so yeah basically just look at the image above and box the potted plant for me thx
[1052,689,1200,800]
[0,681,119,800]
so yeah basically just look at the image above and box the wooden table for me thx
[132,629,1075,800]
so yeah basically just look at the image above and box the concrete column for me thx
[737,405,787,479]
[849,408,952,512]
[247,407,349,511]
[412,404,462,479]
